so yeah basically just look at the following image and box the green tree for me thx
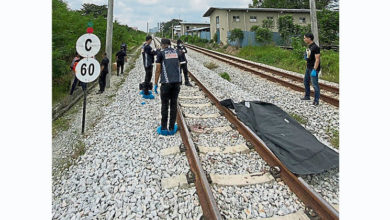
[228,28,244,47]
[160,19,182,38]
[255,28,272,44]
[262,18,274,29]
[250,25,261,32]
[213,32,218,43]
[248,0,262,8]
[318,9,339,45]
[79,3,107,18]
[260,0,332,10]
[278,15,295,44]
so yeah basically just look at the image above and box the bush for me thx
[250,25,261,32]
[219,72,231,81]
[255,28,272,44]
[262,18,274,29]
[204,62,219,70]
[213,32,218,43]
[228,28,244,47]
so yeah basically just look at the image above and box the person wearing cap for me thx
[175,39,192,86]
[154,38,181,135]
[141,35,158,98]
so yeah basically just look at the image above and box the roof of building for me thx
[180,22,210,25]
[187,27,210,32]
[203,7,311,17]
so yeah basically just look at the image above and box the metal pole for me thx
[147,22,149,34]
[81,85,87,134]
[309,0,320,46]
[105,0,114,88]
[172,24,174,39]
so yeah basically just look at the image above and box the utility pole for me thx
[171,24,174,39]
[147,22,149,35]
[309,0,320,46]
[105,0,114,88]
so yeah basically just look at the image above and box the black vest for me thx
[160,48,181,83]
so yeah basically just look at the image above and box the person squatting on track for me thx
[175,39,192,86]
[69,53,86,95]
[116,47,127,76]
[154,39,181,135]
[140,35,158,99]
[301,33,321,106]
[97,52,109,94]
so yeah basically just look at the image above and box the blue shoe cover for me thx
[142,93,155,99]
[157,126,169,135]
[167,124,178,135]
[139,90,152,95]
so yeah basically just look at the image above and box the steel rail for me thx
[176,105,223,220]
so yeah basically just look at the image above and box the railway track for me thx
[177,41,339,107]
[154,38,339,219]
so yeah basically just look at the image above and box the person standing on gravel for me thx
[175,39,192,86]
[301,33,321,106]
[141,35,158,97]
[97,52,109,94]
[154,38,181,135]
[115,47,127,76]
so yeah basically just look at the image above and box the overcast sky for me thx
[64,0,252,32]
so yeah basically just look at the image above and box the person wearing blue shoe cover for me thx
[141,35,158,98]
[154,39,181,135]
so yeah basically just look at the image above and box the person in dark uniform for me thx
[301,33,321,106]
[175,39,192,86]
[70,53,86,95]
[97,52,109,94]
[154,39,181,135]
[141,35,158,98]
[116,47,127,76]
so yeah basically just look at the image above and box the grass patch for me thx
[71,140,86,160]
[237,45,339,83]
[204,62,219,70]
[326,127,339,149]
[52,117,71,136]
[289,113,308,125]
[219,72,231,81]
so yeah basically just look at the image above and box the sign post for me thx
[75,27,101,134]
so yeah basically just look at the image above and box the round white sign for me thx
[76,33,101,57]
[75,58,101,83]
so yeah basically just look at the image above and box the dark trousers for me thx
[117,61,124,75]
[303,68,320,102]
[70,76,86,95]
[143,65,153,94]
[99,71,108,92]
[160,83,181,130]
[180,63,190,84]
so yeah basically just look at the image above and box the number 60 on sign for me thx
[75,58,100,83]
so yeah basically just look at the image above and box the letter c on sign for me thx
[85,39,92,51]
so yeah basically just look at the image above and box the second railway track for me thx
[181,42,339,107]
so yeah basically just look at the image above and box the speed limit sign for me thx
[76,33,101,58]
[75,58,101,83]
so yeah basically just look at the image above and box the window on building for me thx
[249,16,257,22]
[233,16,240,22]
[186,26,189,30]
[299,17,306,23]
[267,16,274,20]
[216,16,219,24]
